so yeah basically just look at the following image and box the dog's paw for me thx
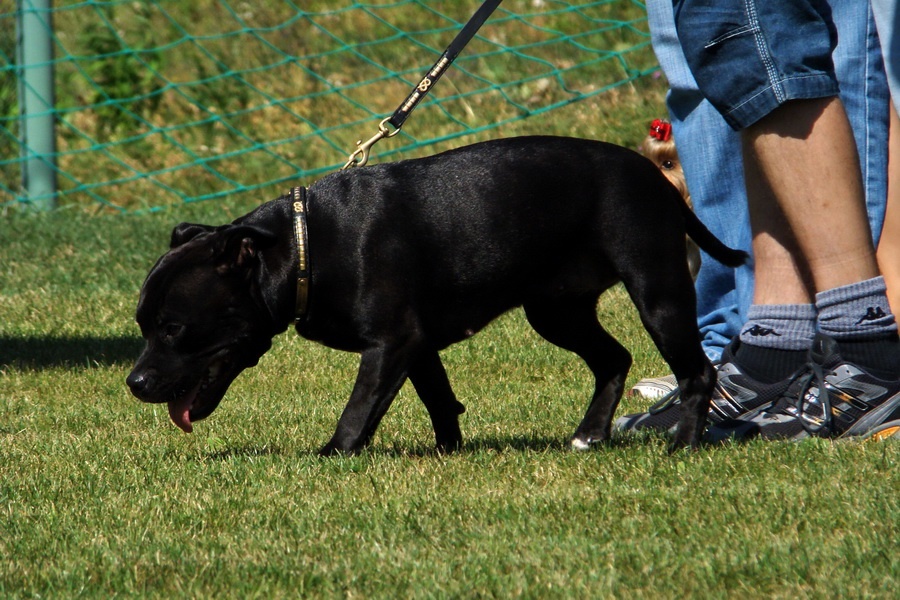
[434,422,463,454]
[435,437,463,454]
[318,441,360,457]
[667,430,702,454]
[318,443,339,457]
[666,440,696,455]
[570,436,604,451]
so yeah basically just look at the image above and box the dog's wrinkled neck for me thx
[231,196,305,333]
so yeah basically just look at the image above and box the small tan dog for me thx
[641,119,700,279]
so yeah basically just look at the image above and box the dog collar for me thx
[291,186,310,320]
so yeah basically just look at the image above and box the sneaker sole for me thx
[612,413,677,434]
[855,420,900,441]
[840,392,900,438]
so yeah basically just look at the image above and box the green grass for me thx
[2,194,899,598]
[2,3,898,590]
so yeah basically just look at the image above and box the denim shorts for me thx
[673,0,841,130]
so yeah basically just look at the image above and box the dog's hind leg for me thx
[408,350,466,453]
[523,296,632,449]
[622,275,716,450]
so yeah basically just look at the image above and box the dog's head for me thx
[642,119,691,207]
[126,222,278,432]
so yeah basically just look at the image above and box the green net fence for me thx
[1,0,656,213]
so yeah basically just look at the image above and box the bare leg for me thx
[742,97,879,302]
[877,103,900,312]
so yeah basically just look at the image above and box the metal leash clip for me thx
[339,0,501,171]
[342,118,400,170]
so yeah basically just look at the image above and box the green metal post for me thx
[17,0,57,210]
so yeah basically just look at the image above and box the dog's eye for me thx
[661,160,676,170]
[161,323,186,341]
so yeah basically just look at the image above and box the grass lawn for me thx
[2,2,898,591]
[2,178,899,598]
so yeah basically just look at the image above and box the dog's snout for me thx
[126,370,151,398]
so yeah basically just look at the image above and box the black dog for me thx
[126,136,745,454]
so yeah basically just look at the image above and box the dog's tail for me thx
[680,201,749,267]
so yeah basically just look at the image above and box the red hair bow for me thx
[649,119,672,142]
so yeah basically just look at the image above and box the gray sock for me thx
[739,304,818,350]
[734,304,817,382]
[816,277,899,379]
[816,276,897,341]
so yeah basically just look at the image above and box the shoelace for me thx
[647,378,748,416]
[648,386,682,415]
[764,362,834,436]
[647,357,727,416]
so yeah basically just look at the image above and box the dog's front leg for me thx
[319,345,413,456]
[408,350,466,453]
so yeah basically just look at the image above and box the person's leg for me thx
[744,98,879,298]
[621,97,892,437]
[646,0,888,359]
[877,104,900,312]
[646,0,752,362]
[674,0,889,342]
[623,0,887,411]
[673,0,900,439]
[740,96,896,371]
[733,2,893,387]
[872,0,900,312]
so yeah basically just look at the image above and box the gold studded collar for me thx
[290,187,310,320]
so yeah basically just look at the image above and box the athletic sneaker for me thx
[709,334,900,441]
[615,339,788,436]
[630,374,678,400]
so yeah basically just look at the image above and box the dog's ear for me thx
[215,225,278,274]
[171,223,215,248]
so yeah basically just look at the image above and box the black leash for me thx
[342,0,503,169]
[298,2,502,317]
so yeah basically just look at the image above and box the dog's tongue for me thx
[168,395,194,433]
